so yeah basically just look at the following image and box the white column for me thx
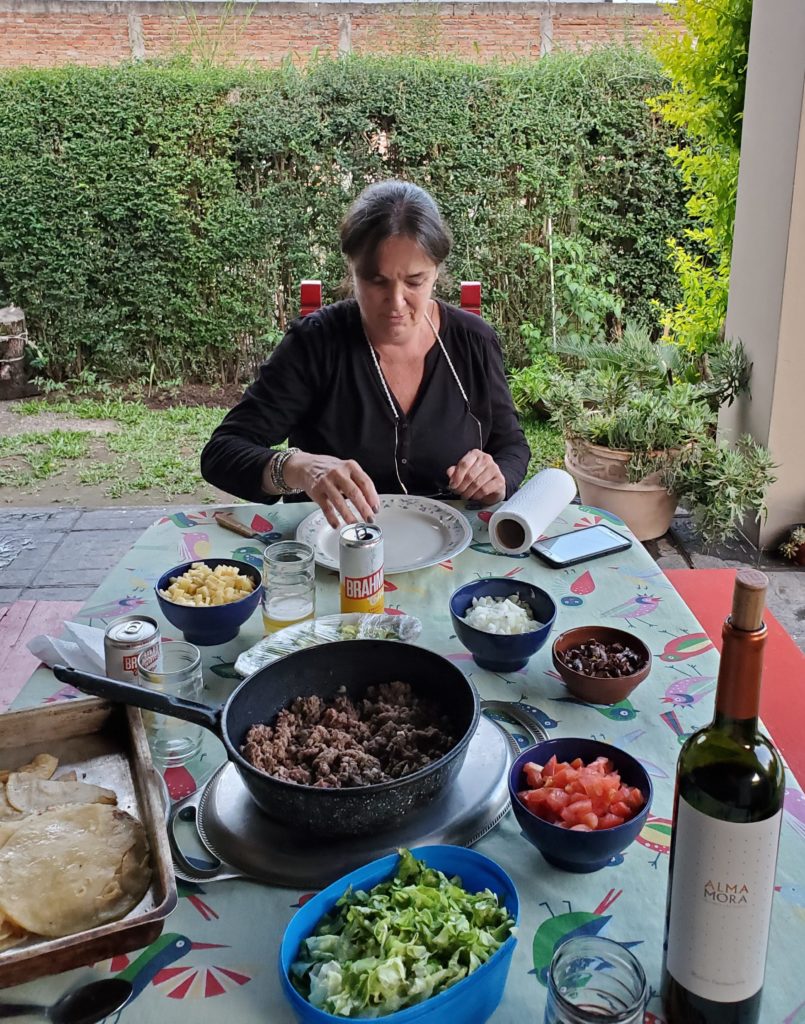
[720,0,805,547]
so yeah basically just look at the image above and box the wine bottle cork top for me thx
[731,568,768,631]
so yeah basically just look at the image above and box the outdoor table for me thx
[7,501,805,1022]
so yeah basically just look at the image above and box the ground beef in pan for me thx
[240,681,455,788]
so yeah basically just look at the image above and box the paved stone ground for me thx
[0,506,177,604]
[1,505,803,652]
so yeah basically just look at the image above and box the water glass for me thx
[262,540,316,633]
[544,936,647,1024]
[137,640,204,767]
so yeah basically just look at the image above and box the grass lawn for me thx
[0,397,227,502]
[0,394,563,504]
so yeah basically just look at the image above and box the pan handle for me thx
[53,665,222,735]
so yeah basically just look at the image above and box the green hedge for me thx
[0,49,690,382]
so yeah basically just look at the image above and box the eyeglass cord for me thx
[364,303,484,496]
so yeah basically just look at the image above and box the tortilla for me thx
[0,784,23,822]
[0,804,151,937]
[0,753,58,785]
[0,913,27,952]
[0,817,27,850]
[5,774,117,814]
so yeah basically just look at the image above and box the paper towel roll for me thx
[490,468,577,554]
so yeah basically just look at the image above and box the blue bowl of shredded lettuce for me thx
[279,846,519,1022]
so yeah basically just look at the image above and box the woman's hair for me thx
[340,180,452,279]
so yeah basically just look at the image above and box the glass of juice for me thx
[262,541,316,633]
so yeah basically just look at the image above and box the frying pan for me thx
[54,640,480,837]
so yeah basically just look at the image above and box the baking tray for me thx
[0,698,178,988]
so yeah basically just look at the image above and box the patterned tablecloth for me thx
[8,502,805,1022]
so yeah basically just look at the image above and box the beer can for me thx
[339,522,384,614]
[104,614,161,683]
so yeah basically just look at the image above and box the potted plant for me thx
[779,526,805,565]
[511,329,775,542]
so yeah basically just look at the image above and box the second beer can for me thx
[104,614,161,683]
[339,522,384,614]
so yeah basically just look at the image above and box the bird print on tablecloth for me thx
[531,890,640,985]
[657,632,714,663]
[102,932,249,1019]
[178,880,220,921]
[662,673,717,708]
[602,593,662,628]
[231,545,264,570]
[553,694,639,722]
[179,532,212,562]
[636,816,673,869]
[609,565,671,589]
[76,595,147,625]
[123,565,160,593]
[158,512,214,529]
[659,708,700,745]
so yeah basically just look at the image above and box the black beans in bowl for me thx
[557,639,646,678]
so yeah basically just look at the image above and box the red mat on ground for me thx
[0,600,83,712]
[666,569,805,787]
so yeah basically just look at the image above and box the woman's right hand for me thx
[282,451,380,529]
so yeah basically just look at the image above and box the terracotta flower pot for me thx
[564,440,677,542]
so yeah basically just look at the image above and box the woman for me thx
[201,180,530,528]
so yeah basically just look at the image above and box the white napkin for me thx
[27,621,106,673]
[489,468,577,554]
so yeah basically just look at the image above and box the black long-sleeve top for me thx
[200,299,530,503]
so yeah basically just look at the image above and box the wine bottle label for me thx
[665,797,782,1002]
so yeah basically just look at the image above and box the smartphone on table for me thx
[530,524,632,569]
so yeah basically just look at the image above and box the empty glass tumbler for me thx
[544,936,647,1024]
[262,541,316,633]
[136,640,204,767]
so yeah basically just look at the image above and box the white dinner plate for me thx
[234,611,422,677]
[295,495,473,574]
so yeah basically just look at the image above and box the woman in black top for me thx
[201,181,530,528]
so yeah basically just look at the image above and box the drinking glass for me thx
[544,936,647,1024]
[262,540,316,633]
[136,640,204,767]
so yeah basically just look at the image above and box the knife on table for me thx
[214,510,278,546]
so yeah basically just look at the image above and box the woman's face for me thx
[353,234,439,344]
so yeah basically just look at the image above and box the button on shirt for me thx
[200,299,530,503]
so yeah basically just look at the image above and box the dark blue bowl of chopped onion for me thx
[449,578,557,672]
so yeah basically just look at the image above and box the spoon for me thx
[0,977,133,1023]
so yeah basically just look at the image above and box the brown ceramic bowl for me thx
[552,626,651,705]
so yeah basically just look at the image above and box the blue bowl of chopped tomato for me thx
[279,845,519,1023]
[508,738,653,872]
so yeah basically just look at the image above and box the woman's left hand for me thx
[447,450,506,505]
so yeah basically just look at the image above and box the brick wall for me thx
[0,2,677,69]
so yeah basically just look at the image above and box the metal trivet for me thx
[169,711,543,889]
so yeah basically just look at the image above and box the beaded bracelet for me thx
[269,447,303,495]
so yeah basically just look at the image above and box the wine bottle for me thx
[661,568,785,1024]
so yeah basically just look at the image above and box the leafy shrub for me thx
[649,0,752,354]
[0,49,691,382]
